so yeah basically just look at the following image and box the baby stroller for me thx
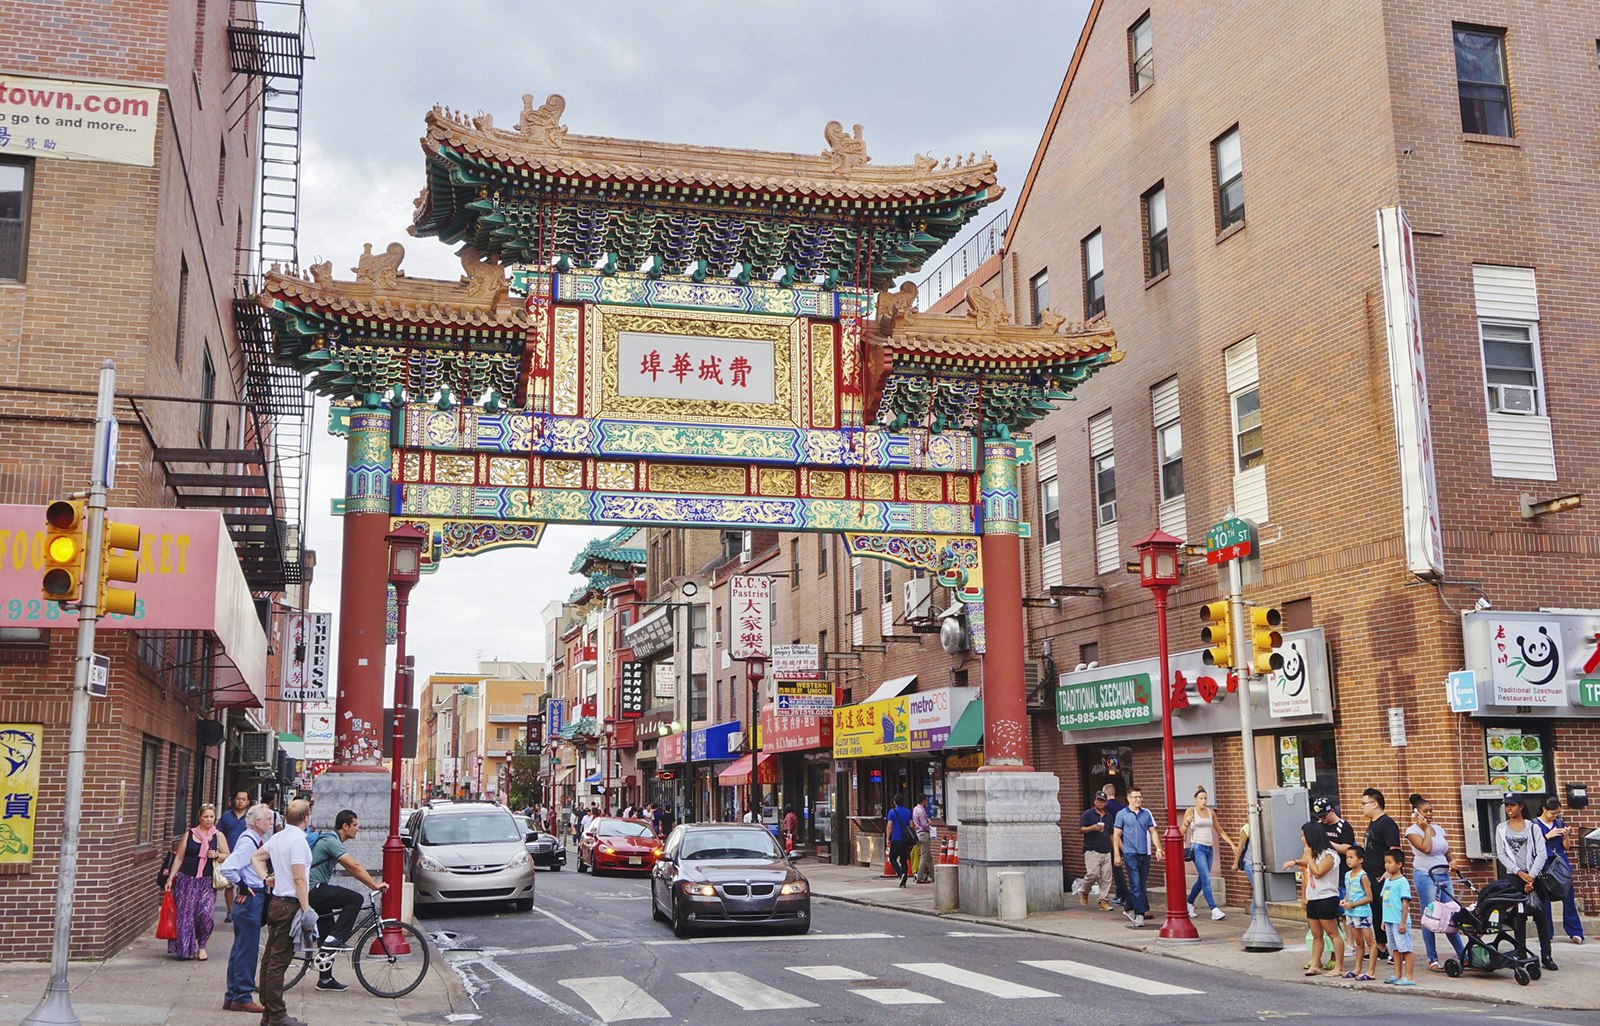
[1440,871,1542,985]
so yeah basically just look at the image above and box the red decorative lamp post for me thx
[602,718,616,815]
[745,655,767,815]
[382,524,425,935]
[1133,528,1199,942]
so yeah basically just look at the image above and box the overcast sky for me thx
[291,0,1092,699]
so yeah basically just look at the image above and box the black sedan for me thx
[649,823,809,938]
[518,815,567,870]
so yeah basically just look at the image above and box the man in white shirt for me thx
[251,798,314,1026]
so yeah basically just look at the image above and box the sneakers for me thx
[320,938,354,952]
[1125,915,1146,929]
[1097,900,1113,911]
[1211,907,1227,921]
[1187,902,1196,918]
[315,977,349,992]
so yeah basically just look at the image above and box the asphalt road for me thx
[423,859,1590,1026]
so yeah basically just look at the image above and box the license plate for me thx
[628,857,642,865]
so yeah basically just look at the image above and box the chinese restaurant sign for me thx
[1056,674,1154,731]
[0,723,41,864]
[1462,611,1600,714]
[652,661,676,699]
[619,661,645,718]
[618,331,776,405]
[281,611,331,702]
[728,575,771,660]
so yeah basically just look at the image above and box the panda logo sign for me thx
[1267,640,1314,718]
[1488,618,1566,707]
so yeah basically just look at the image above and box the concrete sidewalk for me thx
[802,859,1598,1011]
[0,926,465,1026]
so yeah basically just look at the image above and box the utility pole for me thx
[23,361,116,1026]
[1230,554,1283,952]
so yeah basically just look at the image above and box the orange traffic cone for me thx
[882,847,896,877]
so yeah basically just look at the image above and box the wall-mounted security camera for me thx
[1473,597,1492,612]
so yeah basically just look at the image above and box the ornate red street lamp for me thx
[602,718,616,815]
[382,524,426,938]
[1133,528,1199,942]
[745,655,767,816]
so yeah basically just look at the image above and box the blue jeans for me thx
[1414,868,1464,964]
[1124,853,1151,916]
[225,890,265,1002]
[1187,843,1217,909]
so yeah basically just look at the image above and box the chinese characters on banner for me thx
[652,661,676,700]
[617,331,776,405]
[728,575,771,660]
[620,661,645,718]
[0,723,41,865]
[281,611,332,702]
[546,698,566,741]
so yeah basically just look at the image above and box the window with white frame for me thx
[1094,452,1117,525]
[1224,337,1268,523]
[1089,413,1118,573]
[1214,127,1244,231]
[1473,264,1554,480]
[851,559,863,612]
[1144,183,1168,279]
[1152,376,1186,539]
[1158,421,1182,500]
[1481,322,1542,414]
[1083,230,1105,318]
[1030,270,1049,325]
[1129,12,1154,94]
[1038,439,1060,544]
[1233,387,1263,471]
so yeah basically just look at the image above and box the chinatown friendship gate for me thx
[260,93,1121,914]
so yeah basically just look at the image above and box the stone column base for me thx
[953,771,1063,918]
[310,769,392,875]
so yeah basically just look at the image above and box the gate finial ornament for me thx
[822,120,870,172]
[517,93,569,148]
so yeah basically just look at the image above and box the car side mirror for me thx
[401,835,414,848]
[525,831,538,843]
[786,851,801,862]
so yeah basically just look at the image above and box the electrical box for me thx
[1566,783,1588,810]
[1257,786,1309,902]
[1460,784,1507,860]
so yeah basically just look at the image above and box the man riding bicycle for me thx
[309,809,387,992]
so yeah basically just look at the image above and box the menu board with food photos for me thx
[1485,727,1547,796]
[1279,736,1302,787]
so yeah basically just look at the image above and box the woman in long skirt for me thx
[164,803,228,960]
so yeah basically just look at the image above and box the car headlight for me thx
[682,883,716,897]
[652,847,664,858]
[416,854,445,872]
[505,851,530,869]
[598,844,616,855]
[779,880,808,895]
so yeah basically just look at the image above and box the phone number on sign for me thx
[6,598,146,622]
[1059,707,1145,728]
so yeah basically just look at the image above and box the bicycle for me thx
[284,890,431,998]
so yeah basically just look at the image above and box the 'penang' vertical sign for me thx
[619,661,645,718]
[728,575,771,660]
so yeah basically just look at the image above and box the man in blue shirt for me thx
[1113,787,1163,928]
[218,802,273,1013]
[884,794,915,888]
[217,790,251,921]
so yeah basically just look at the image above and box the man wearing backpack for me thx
[307,809,387,991]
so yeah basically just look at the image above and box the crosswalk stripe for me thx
[853,988,942,1005]
[894,963,1057,999]
[787,965,873,981]
[559,976,671,1021]
[679,972,818,1010]
[1022,959,1203,996]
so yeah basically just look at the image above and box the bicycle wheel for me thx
[352,920,430,999]
[285,950,313,991]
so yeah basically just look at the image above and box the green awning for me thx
[945,699,984,750]
[277,732,303,744]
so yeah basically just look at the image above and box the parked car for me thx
[518,815,567,870]
[404,802,535,911]
[649,823,809,938]
[578,817,663,874]
[399,808,416,839]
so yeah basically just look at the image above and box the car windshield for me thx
[419,813,522,845]
[597,820,655,839]
[681,828,781,861]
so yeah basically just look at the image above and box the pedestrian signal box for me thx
[42,500,86,604]
[1200,601,1233,668]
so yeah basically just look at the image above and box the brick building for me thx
[964,0,1599,913]
[0,3,309,959]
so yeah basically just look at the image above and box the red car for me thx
[578,817,663,874]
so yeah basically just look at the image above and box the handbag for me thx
[1421,898,1460,934]
[1536,855,1573,901]
[155,891,178,941]
[212,860,229,890]
[1183,844,1195,863]
[154,850,174,889]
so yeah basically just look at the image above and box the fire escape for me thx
[152,1,313,597]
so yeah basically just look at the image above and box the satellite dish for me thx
[939,615,968,655]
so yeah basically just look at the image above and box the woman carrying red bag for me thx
[163,803,229,960]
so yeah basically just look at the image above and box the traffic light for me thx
[1200,601,1234,668]
[98,517,141,617]
[41,500,87,604]
[1250,606,1284,675]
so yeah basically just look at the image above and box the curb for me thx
[810,887,1583,1011]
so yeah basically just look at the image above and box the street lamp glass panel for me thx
[1155,551,1178,581]
[1140,551,1154,583]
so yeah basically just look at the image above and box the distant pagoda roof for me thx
[570,527,646,575]
[412,94,1004,289]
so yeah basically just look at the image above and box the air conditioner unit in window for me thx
[903,577,933,620]
[713,631,724,644]
[1492,384,1537,415]
[1023,657,1057,710]
[234,729,276,767]
[1098,501,1117,525]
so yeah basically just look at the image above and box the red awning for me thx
[718,752,778,785]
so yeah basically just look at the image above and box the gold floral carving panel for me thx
[433,454,476,485]
[949,476,971,505]
[809,470,845,498]
[810,323,835,428]
[595,461,637,490]
[401,452,422,480]
[861,473,894,500]
[554,307,581,416]
[905,474,943,503]
[596,306,800,425]
[544,459,583,488]
[758,468,798,496]
[488,457,528,487]
[650,463,748,495]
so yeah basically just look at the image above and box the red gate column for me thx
[335,405,394,767]
[978,437,1030,770]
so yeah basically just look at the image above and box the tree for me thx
[507,739,542,809]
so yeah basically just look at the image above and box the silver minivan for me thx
[404,803,535,911]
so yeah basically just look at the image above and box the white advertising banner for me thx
[1376,206,1445,579]
[0,74,160,167]
[617,331,776,405]
[771,643,819,678]
[1461,611,1597,711]
[652,660,676,699]
[728,575,771,659]
[1266,637,1316,718]
[280,612,331,702]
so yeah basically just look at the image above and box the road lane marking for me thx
[457,943,578,957]
[1023,959,1203,996]
[643,931,897,946]
[853,989,942,1005]
[679,972,818,1010]
[787,965,873,981]
[946,931,1008,937]
[559,976,671,1022]
[534,905,601,942]
[472,957,603,1026]
[894,963,1057,999]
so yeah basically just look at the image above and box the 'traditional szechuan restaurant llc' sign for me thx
[1056,674,1154,731]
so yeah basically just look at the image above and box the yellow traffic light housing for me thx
[42,500,86,604]
[1200,601,1234,668]
[1251,606,1284,675]
[99,517,142,617]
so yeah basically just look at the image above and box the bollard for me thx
[935,862,958,912]
[401,880,416,924]
[997,870,1027,921]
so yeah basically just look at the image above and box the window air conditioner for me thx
[713,631,724,644]
[1491,384,1537,415]
[235,729,275,766]
[1023,657,1055,710]
[1099,500,1117,524]
[903,577,933,619]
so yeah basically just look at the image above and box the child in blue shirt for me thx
[1381,847,1415,986]
[1341,845,1376,980]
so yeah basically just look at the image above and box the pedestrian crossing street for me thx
[554,957,1203,1021]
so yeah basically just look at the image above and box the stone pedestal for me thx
[310,770,391,877]
[954,771,1063,918]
